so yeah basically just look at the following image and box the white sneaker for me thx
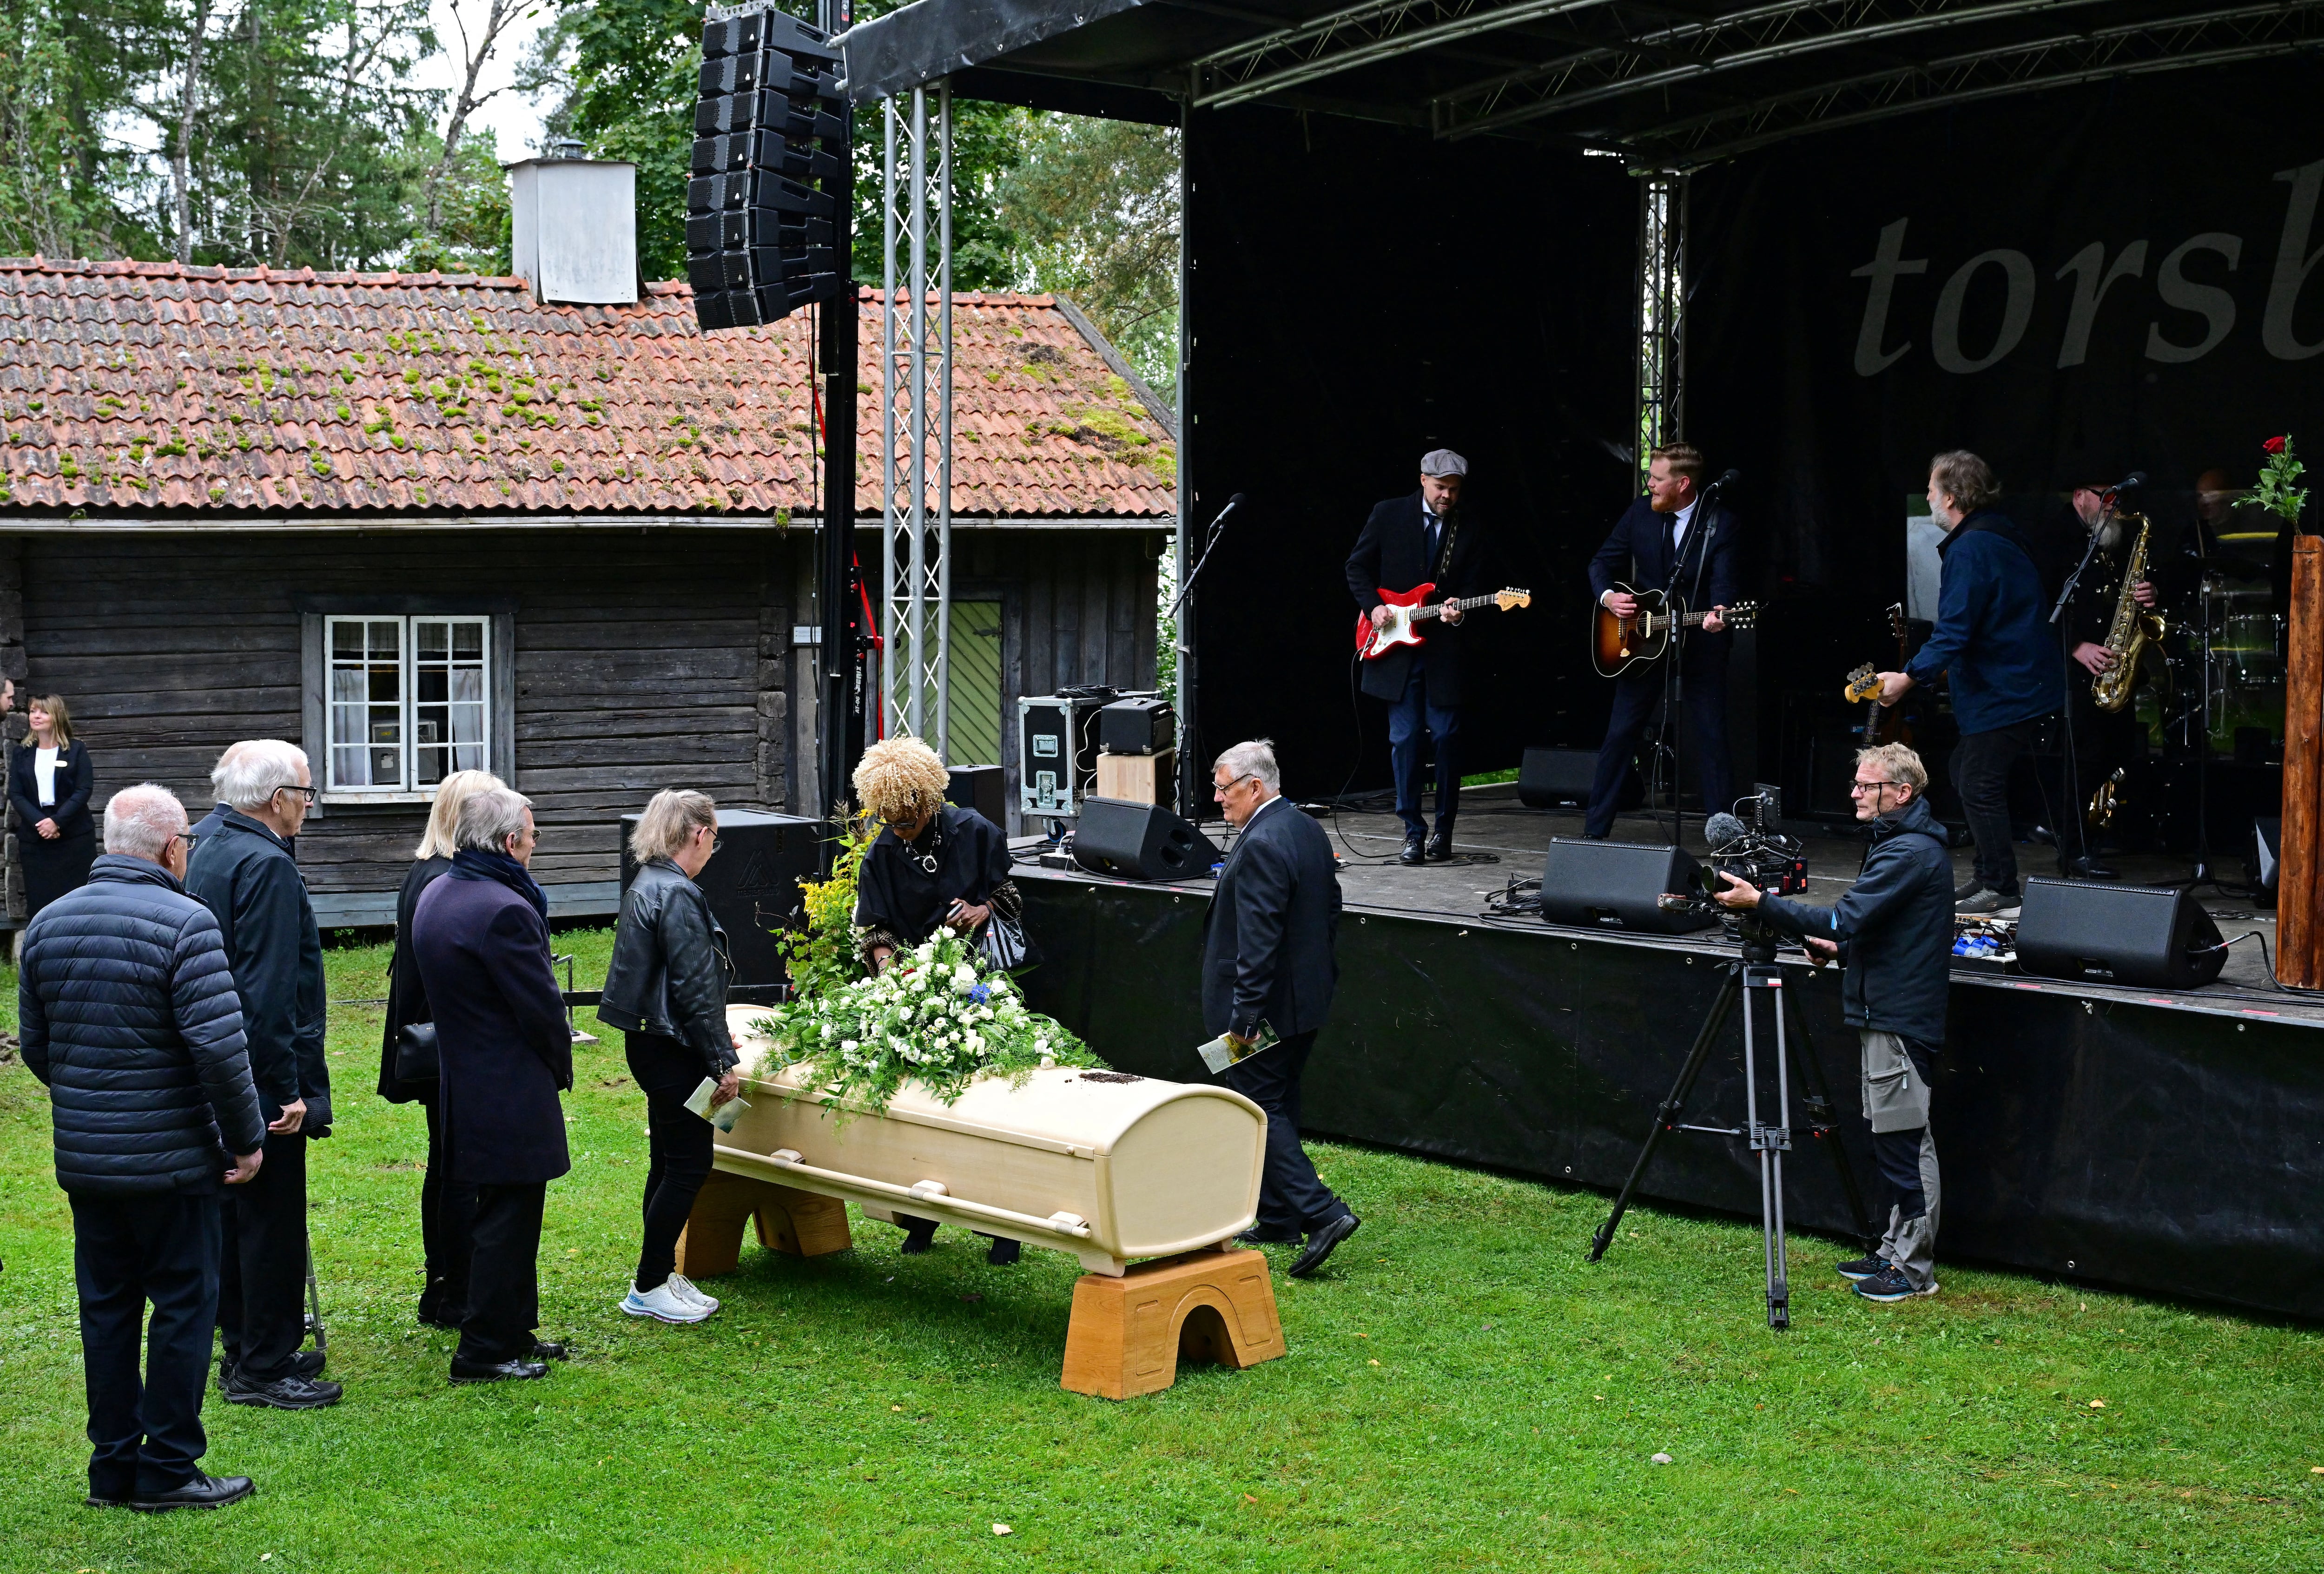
[621,1279,712,1324]
[665,1273,720,1313]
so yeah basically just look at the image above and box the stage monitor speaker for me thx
[947,764,1005,831]
[1518,747,1596,810]
[1071,797,1220,882]
[619,807,820,987]
[1538,838,1715,934]
[2014,878,2226,990]
[2250,815,2282,902]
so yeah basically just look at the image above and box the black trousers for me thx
[1221,1030,1347,1235]
[637,1086,714,1291]
[1586,662,1733,837]
[458,1181,546,1364]
[218,1127,308,1382]
[1950,718,2041,896]
[72,1189,222,1498]
[418,1095,476,1321]
[1387,657,1462,836]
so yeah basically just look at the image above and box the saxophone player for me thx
[2034,466,2159,880]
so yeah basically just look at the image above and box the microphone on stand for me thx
[2101,471,2148,501]
[1700,468,1742,496]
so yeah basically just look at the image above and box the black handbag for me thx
[394,1021,440,1083]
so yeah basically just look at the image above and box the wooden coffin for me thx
[718,1006,1266,1276]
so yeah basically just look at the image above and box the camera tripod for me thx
[1588,920,1876,1329]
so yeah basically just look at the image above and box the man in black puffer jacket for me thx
[1711,742,1954,1304]
[20,784,267,1513]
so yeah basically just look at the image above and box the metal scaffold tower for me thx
[880,80,953,756]
[1635,168,1687,485]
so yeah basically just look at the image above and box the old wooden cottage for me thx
[0,257,1172,924]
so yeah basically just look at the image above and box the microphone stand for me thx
[1166,495,1241,624]
[1649,475,1732,849]
[1169,494,1241,821]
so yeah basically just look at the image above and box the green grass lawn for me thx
[0,933,2319,1572]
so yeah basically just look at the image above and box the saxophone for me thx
[2091,513,2163,713]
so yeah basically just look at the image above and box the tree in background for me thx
[0,0,166,258]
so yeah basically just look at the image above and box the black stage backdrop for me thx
[1184,110,1637,804]
[1686,57,2324,764]
[1021,873,2324,1319]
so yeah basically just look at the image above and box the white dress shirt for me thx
[34,745,58,808]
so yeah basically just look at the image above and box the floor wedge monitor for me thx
[1072,797,1221,882]
[1538,838,1716,934]
[2014,877,2227,989]
[1518,747,1597,810]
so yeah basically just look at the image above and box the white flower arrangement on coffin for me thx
[751,929,1103,1115]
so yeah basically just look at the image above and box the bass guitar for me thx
[1589,585,1759,678]
[1843,604,1913,745]
[1356,584,1532,661]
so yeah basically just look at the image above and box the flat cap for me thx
[1419,448,1469,477]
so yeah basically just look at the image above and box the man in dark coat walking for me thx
[1202,740,1362,1278]
[1584,442,1743,836]
[184,739,338,1410]
[21,784,268,1511]
[412,783,574,1383]
[1346,449,1488,865]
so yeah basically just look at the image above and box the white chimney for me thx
[507,150,637,304]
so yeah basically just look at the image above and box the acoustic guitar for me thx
[1589,584,1759,678]
[1355,584,1532,661]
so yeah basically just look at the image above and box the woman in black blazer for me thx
[379,769,502,1330]
[10,694,96,917]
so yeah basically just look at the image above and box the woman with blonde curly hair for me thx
[849,737,1024,1262]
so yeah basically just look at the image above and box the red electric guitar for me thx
[1355,583,1532,660]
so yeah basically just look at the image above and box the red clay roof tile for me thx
[0,263,1173,521]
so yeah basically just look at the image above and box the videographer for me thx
[1709,743,1953,1303]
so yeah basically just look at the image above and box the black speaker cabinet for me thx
[1538,838,1716,933]
[618,808,821,987]
[1098,696,1175,756]
[2014,877,2226,989]
[947,764,1005,831]
[1071,797,1221,882]
[1518,747,1597,810]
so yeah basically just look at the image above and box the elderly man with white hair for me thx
[1201,739,1363,1278]
[184,739,339,1411]
[21,784,267,1511]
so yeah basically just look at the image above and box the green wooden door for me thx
[947,599,1004,766]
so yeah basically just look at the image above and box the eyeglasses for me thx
[172,832,198,850]
[271,783,318,804]
[1212,774,1255,795]
[1848,778,1897,796]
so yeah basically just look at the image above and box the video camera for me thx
[1656,794,1809,924]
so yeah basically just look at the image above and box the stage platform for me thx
[1011,784,2324,1320]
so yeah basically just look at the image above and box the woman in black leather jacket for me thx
[598,788,739,1324]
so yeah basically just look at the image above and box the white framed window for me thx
[304,608,508,804]
[324,615,492,792]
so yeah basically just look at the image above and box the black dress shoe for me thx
[221,1348,326,1387]
[985,1236,1022,1266]
[85,1487,133,1509]
[417,1302,464,1331]
[1426,828,1453,861]
[898,1214,939,1254]
[2059,855,2119,880]
[531,1340,569,1362]
[130,1473,255,1513]
[1235,1227,1302,1246]
[1287,1212,1362,1278]
[449,1355,550,1384]
[1398,833,1426,867]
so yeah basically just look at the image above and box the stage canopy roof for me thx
[841,0,2324,165]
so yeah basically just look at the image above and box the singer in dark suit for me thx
[1201,740,1361,1279]
[1583,443,1743,837]
[1345,448,1489,865]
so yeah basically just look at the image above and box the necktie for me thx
[1424,512,1440,566]
[1665,513,1682,584]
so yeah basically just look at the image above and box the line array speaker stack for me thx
[687,6,846,331]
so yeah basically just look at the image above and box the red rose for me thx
[2264,435,2288,454]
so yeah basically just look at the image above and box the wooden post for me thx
[2281,536,2324,988]
[1060,1248,1287,1400]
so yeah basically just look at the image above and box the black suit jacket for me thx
[1200,798,1340,1041]
[411,869,573,1187]
[1588,496,1742,672]
[1346,491,1489,704]
[9,737,94,841]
